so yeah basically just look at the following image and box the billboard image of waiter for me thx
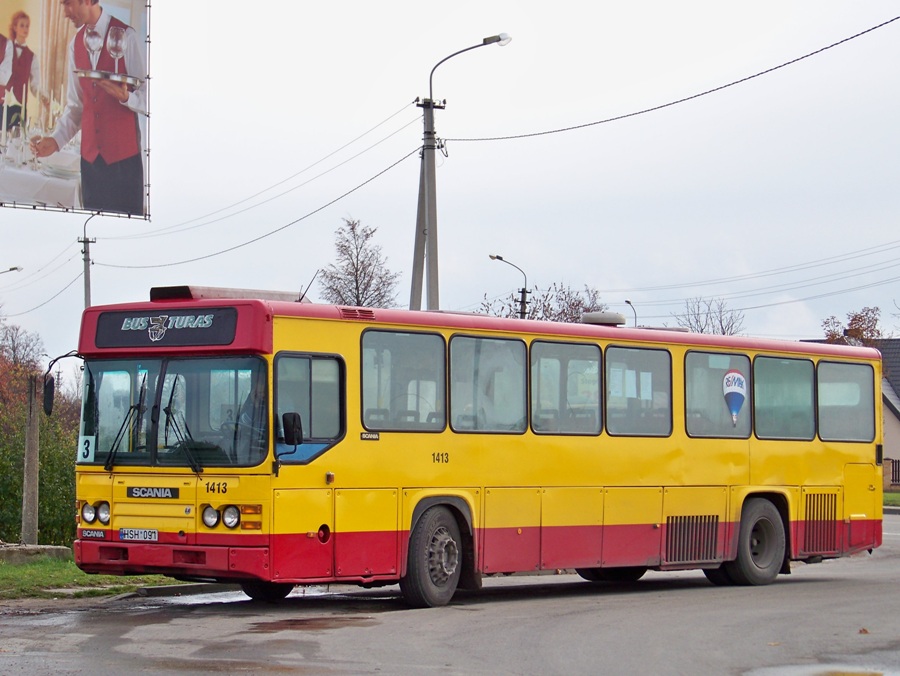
[0,0,148,218]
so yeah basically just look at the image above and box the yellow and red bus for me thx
[70,286,882,606]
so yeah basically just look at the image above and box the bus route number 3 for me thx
[432,452,449,464]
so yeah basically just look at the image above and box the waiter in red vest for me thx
[31,0,146,216]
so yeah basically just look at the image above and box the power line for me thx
[445,16,900,144]
[96,147,421,270]
[105,115,421,241]
[4,272,84,318]
[596,238,900,295]
[101,102,420,241]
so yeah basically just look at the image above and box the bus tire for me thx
[724,498,785,586]
[400,506,462,608]
[576,566,647,583]
[703,565,735,586]
[240,581,294,602]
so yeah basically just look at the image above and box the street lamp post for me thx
[490,254,529,319]
[625,299,637,327]
[409,33,511,312]
[1,266,23,275]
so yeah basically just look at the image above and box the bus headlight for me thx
[97,502,111,525]
[202,505,220,528]
[81,502,97,524]
[222,505,241,529]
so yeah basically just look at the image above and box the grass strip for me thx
[0,556,181,599]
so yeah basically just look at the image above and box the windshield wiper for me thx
[162,377,202,473]
[105,372,147,471]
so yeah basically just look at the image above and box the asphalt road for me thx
[2,516,900,675]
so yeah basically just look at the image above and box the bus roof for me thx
[77,287,881,362]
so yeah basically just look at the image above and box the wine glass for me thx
[107,26,125,74]
[83,25,103,69]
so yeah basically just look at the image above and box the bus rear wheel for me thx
[576,566,647,583]
[241,581,294,602]
[724,498,785,586]
[400,506,462,608]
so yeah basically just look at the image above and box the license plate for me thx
[119,528,158,542]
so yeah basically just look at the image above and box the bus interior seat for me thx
[535,408,559,432]
[563,409,597,433]
[364,408,389,424]
[455,414,478,430]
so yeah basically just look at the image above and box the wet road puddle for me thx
[248,616,378,632]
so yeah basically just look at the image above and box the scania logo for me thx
[127,487,179,499]
[81,529,105,539]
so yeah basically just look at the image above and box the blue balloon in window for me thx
[723,369,747,427]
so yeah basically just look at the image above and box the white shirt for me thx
[51,6,147,151]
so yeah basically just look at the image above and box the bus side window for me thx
[817,361,875,442]
[605,346,672,437]
[685,352,751,438]
[753,356,815,440]
[531,341,601,435]
[361,330,446,432]
[450,335,526,433]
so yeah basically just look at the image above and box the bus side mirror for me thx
[43,375,55,417]
[282,412,303,447]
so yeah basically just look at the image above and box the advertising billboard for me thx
[0,0,149,218]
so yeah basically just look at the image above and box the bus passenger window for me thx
[531,341,601,435]
[753,356,814,440]
[605,346,671,437]
[685,352,751,438]
[450,336,526,433]
[361,331,446,431]
[817,361,875,442]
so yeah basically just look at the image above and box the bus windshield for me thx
[78,356,268,469]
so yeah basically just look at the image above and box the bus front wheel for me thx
[724,498,785,586]
[400,506,462,608]
[241,581,294,602]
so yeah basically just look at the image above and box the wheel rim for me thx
[749,518,777,568]
[427,526,459,586]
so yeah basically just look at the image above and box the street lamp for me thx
[490,254,529,319]
[1,266,23,275]
[625,299,637,327]
[409,33,512,312]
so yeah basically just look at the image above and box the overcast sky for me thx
[2,1,899,373]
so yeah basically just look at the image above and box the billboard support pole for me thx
[79,213,97,309]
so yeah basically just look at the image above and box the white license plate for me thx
[119,528,158,542]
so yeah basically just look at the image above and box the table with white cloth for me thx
[0,151,81,210]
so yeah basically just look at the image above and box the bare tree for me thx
[0,321,44,369]
[673,297,745,335]
[822,306,884,346]
[481,283,607,322]
[318,218,400,308]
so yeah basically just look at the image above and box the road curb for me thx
[137,583,241,598]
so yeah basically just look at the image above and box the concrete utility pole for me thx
[409,33,511,312]
[80,213,97,308]
[21,374,40,545]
